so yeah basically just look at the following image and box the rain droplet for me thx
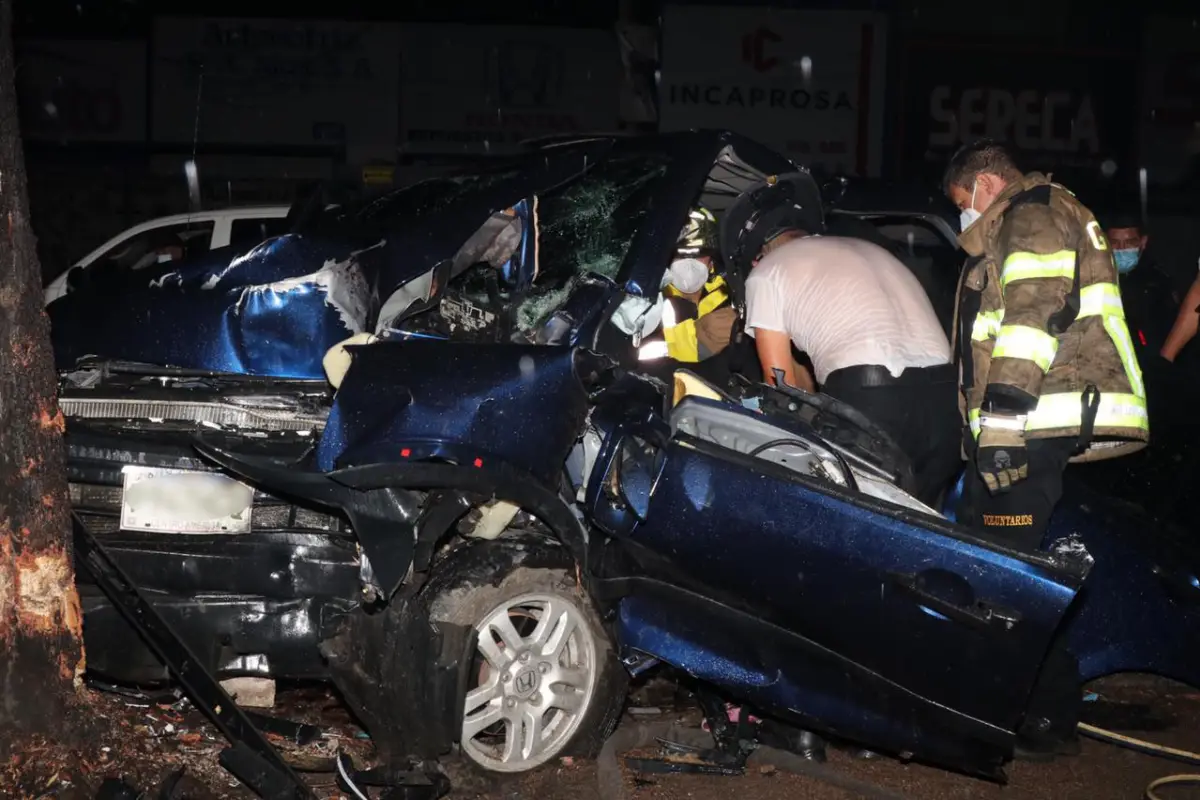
[798,56,813,81]
[184,159,201,208]
[43,102,57,118]
[518,355,535,378]
[1138,167,1149,223]
[1100,159,1117,178]
[483,140,491,153]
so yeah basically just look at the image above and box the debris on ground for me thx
[0,683,377,799]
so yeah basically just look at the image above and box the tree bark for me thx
[0,0,85,733]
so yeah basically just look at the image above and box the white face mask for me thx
[959,180,982,231]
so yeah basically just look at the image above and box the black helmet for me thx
[720,172,824,270]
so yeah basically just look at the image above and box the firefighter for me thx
[637,208,739,374]
[945,140,1149,549]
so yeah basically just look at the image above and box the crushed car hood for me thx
[49,143,615,379]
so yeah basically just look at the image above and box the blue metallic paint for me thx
[599,431,1080,773]
[51,235,383,379]
[316,342,588,484]
[1052,478,1200,688]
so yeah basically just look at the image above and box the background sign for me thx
[151,18,400,163]
[897,40,1137,187]
[17,40,147,143]
[658,5,888,176]
[399,24,621,155]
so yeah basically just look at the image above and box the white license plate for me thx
[120,466,254,534]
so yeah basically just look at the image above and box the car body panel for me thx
[581,386,1083,778]
[316,341,589,483]
[1051,477,1200,687]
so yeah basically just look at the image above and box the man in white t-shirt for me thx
[744,228,962,505]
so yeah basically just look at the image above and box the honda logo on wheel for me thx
[741,27,781,73]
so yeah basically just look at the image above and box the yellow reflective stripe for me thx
[704,275,726,293]
[1077,282,1124,318]
[1102,315,1146,399]
[1000,250,1075,288]
[971,310,1002,342]
[1026,392,1148,432]
[992,324,1058,372]
[969,392,1148,438]
[697,287,729,316]
[663,318,700,362]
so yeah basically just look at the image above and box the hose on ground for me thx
[1077,722,1200,800]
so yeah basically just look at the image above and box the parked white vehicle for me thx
[44,206,290,305]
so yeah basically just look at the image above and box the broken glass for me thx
[516,153,670,331]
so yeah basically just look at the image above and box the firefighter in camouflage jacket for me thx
[945,140,1148,549]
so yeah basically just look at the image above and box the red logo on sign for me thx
[741,27,781,73]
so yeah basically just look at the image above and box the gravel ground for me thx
[6,675,1198,800]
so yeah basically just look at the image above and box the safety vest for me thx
[639,275,731,363]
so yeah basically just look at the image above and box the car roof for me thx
[132,206,290,227]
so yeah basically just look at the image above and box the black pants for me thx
[961,437,1075,551]
[822,364,962,508]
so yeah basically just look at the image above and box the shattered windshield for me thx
[515,152,670,330]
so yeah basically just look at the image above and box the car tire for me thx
[425,537,628,775]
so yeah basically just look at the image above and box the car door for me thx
[590,401,1084,776]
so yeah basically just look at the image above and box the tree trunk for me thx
[0,0,85,733]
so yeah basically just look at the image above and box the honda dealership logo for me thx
[741,27,781,73]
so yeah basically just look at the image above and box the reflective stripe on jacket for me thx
[954,173,1149,462]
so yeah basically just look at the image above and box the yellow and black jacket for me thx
[640,275,736,362]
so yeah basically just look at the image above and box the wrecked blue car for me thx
[56,131,1200,782]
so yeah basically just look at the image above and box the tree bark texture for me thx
[0,0,85,733]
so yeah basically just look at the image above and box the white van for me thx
[44,205,290,305]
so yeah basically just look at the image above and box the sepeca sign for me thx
[929,88,1101,155]
[898,40,1136,182]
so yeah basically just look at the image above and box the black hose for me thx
[748,438,809,457]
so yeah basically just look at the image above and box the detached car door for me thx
[590,401,1084,777]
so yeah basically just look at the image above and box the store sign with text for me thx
[659,6,889,176]
[399,25,621,155]
[898,41,1136,182]
[151,18,399,162]
[17,40,147,143]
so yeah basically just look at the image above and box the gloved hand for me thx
[977,414,1028,495]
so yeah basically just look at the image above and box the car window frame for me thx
[91,219,217,273]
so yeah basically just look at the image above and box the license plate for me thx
[120,466,254,534]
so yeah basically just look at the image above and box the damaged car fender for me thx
[197,342,594,598]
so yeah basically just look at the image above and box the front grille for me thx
[60,397,326,432]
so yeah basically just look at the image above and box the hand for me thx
[977,414,1028,495]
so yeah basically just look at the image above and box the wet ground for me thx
[6,674,1199,800]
